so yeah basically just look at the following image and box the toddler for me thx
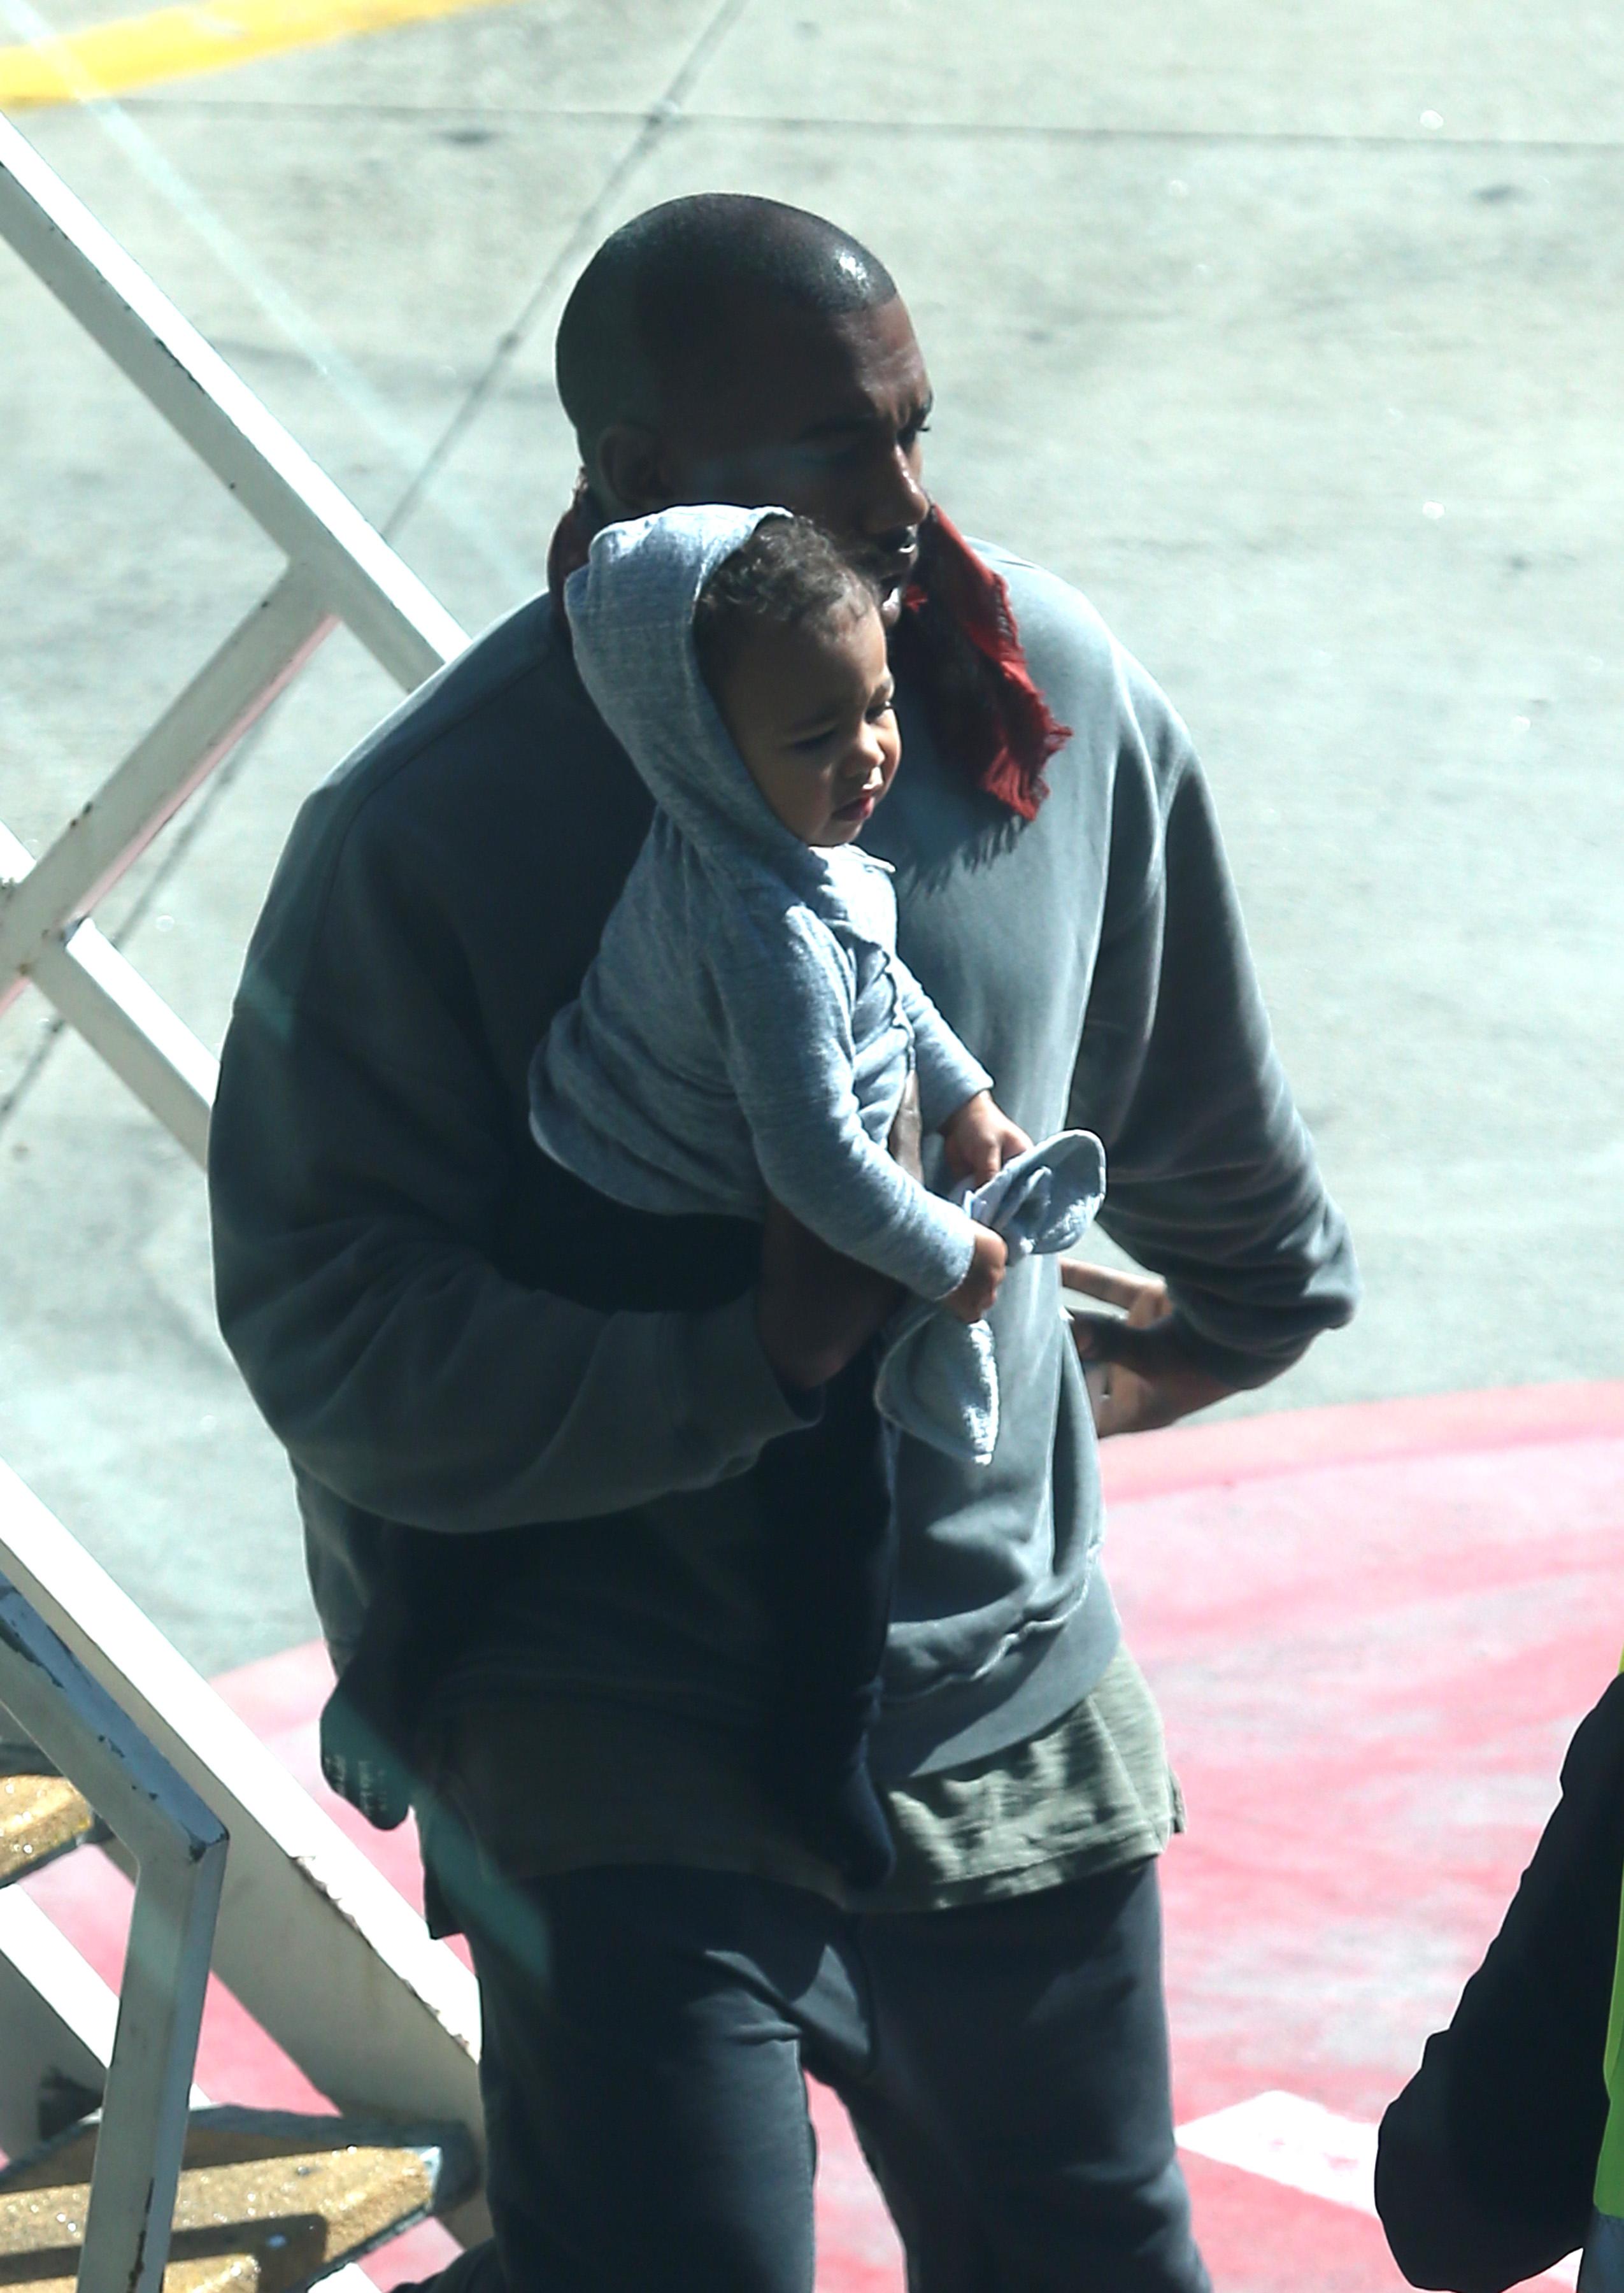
[317,506,1103,1865]
[528,504,1035,1885]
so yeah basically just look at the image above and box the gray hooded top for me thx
[529,504,993,1303]
[208,518,1358,1789]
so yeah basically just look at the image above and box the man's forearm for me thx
[220,1236,811,1530]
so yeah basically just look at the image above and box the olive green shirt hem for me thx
[432,1642,1183,1917]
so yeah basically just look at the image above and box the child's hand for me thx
[942,1091,1032,1188]
[945,1222,1008,1323]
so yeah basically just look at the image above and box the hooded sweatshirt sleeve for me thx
[706,900,978,1301]
[209,782,813,1537]
[1066,645,1358,1382]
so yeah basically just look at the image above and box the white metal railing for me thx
[0,1567,226,2293]
[0,110,469,1161]
[0,114,490,2243]
[0,1458,489,2242]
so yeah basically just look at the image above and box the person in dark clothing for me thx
[1376,1666,1624,2292]
[325,510,1043,1890]
[211,193,1358,2291]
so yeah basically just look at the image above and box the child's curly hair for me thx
[692,515,880,696]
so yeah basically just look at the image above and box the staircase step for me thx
[0,1775,99,1889]
[0,2104,478,2293]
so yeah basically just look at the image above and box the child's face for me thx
[715,602,901,848]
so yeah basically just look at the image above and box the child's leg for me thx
[754,1347,897,1890]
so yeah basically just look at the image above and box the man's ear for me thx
[595,424,675,517]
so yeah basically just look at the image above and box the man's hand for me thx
[1060,1260,1236,1438]
[889,1069,925,1186]
[754,1082,926,1391]
[942,1090,1032,1187]
[756,1201,898,1390]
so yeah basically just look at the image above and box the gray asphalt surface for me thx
[1,0,1621,1672]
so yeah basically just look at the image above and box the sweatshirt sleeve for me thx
[1067,653,1359,1384]
[890,954,994,1132]
[709,906,978,1301]
[208,804,813,1537]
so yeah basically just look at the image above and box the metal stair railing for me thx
[0,1454,489,2245]
[0,109,469,1162]
[0,1565,226,2293]
[0,115,489,2243]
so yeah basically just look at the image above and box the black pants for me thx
[1375,1670,1624,2292]
[428,1855,1208,2293]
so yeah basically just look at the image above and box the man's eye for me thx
[867,699,895,724]
[791,730,837,754]
[900,418,932,447]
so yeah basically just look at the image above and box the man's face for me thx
[651,296,933,625]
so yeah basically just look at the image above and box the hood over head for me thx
[563,504,857,915]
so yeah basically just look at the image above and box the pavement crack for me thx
[380,0,754,545]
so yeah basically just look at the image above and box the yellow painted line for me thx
[0,0,518,107]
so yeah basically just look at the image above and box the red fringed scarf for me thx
[896,504,1070,822]
[546,483,1069,823]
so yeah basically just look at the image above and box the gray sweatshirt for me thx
[208,539,1358,1783]
[531,504,990,1301]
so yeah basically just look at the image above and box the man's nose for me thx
[861,443,929,536]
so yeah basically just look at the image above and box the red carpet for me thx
[20,1382,1623,2290]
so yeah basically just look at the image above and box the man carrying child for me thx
[210,194,1357,2292]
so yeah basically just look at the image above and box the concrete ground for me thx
[1,0,1623,1676]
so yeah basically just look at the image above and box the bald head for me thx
[555,194,932,613]
[556,194,899,490]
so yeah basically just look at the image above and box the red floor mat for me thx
[22,1382,1622,2290]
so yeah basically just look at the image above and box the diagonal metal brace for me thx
[0,1574,227,2293]
[0,113,465,690]
[0,564,333,1015]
